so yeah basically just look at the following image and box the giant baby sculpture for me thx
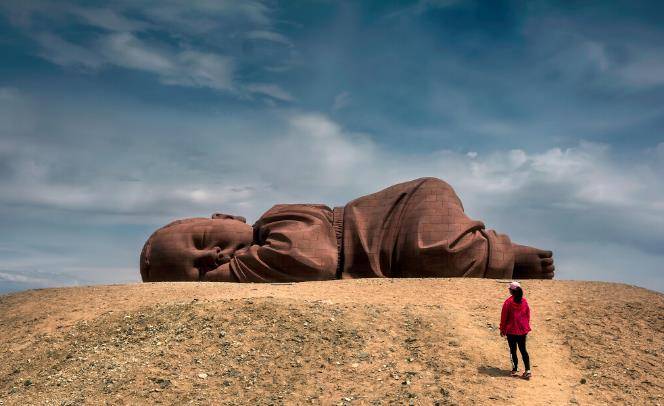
[140,178,555,283]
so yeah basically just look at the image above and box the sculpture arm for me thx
[224,205,338,283]
[482,229,515,279]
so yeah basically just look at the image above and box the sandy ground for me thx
[0,278,662,405]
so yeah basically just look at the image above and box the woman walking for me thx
[499,281,532,379]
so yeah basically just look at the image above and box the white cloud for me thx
[1,90,664,291]
[35,33,104,69]
[333,91,351,110]
[2,1,663,292]
[0,269,84,286]
[523,12,664,89]
[247,83,294,102]
[69,6,148,32]
[416,0,465,12]
[1,1,289,95]
[101,32,174,73]
[138,0,271,28]
[102,33,237,91]
[385,0,466,19]
[0,0,272,32]
[2,89,661,238]
[34,31,237,92]
[615,47,664,87]
[170,50,235,91]
[264,113,376,189]
[246,30,292,46]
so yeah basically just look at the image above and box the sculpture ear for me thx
[211,213,247,223]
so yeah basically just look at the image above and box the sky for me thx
[0,0,663,293]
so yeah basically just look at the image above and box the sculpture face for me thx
[141,217,253,282]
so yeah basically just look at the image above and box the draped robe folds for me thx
[227,178,515,282]
[228,204,339,282]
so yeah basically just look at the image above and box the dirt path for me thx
[431,281,586,405]
[0,279,661,405]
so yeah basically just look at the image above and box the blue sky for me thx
[1,0,663,293]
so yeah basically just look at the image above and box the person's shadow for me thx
[477,365,511,377]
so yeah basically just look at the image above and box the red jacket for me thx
[500,296,531,336]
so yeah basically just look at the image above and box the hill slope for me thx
[0,279,662,405]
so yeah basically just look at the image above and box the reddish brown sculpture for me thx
[140,178,555,283]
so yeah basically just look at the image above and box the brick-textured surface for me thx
[141,178,555,282]
[342,177,514,279]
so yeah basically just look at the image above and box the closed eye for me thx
[194,228,207,250]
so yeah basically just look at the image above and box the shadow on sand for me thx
[477,365,510,377]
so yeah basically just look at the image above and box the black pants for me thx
[507,334,530,371]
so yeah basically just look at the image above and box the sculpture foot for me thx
[512,244,555,279]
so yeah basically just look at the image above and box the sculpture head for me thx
[140,213,253,282]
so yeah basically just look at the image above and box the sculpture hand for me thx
[202,263,236,282]
[211,213,247,223]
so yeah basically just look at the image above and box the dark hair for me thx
[511,286,524,304]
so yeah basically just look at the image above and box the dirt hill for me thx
[0,279,662,405]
